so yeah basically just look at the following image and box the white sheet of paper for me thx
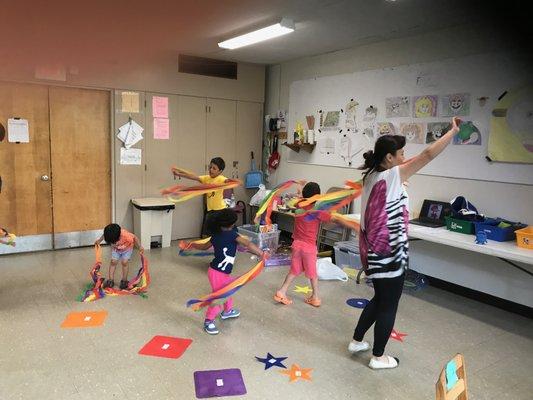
[121,91,140,113]
[117,120,144,149]
[120,147,142,165]
[7,118,30,143]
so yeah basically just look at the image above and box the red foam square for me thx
[138,335,192,359]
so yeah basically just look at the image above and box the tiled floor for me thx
[0,245,531,399]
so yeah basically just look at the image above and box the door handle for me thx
[41,175,50,181]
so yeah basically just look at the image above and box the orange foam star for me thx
[280,363,313,382]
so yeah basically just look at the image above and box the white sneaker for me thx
[369,355,399,370]
[348,340,370,354]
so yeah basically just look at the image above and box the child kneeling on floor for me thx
[190,209,266,335]
[94,224,144,290]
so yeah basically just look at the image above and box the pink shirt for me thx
[113,229,135,251]
[292,206,331,248]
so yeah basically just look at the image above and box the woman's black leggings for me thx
[353,273,405,357]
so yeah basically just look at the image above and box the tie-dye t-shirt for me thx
[359,166,409,279]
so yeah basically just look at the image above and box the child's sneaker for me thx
[204,320,219,335]
[119,280,129,290]
[220,309,240,320]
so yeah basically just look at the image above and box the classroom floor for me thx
[0,244,531,400]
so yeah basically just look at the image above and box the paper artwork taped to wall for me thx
[426,122,451,143]
[413,95,438,118]
[488,86,533,163]
[339,133,371,166]
[345,99,359,131]
[400,123,425,144]
[321,111,341,130]
[441,93,470,117]
[318,136,336,155]
[453,121,481,145]
[385,96,410,118]
[377,122,396,137]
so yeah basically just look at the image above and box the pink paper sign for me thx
[154,118,170,140]
[152,96,169,118]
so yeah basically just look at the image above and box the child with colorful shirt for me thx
[190,209,266,335]
[95,223,144,290]
[274,182,348,307]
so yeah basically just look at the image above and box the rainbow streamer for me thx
[79,245,150,302]
[186,259,265,311]
[1,233,16,247]
[179,237,212,251]
[253,180,301,225]
[162,166,242,203]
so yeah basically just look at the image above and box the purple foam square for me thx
[194,368,246,398]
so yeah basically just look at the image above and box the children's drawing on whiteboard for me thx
[426,122,451,143]
[321,111,341,130]
[319,136,336,155]
[339,133,370,166]
[377,122,396,137]
[453,121,481,145]
[413,95,437,118]
[441,93,470,117]
[360,105,377,138]
[345,99,359,131]
[400,123,425,144]
[385,96,410,118]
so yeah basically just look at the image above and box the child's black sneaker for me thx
[103,279,114,288]
[119,280,129,290]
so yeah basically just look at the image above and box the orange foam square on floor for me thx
[61,311,108,328]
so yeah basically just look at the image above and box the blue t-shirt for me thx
[210,228,239,274]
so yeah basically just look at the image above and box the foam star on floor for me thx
[343,267,358,279]
[293,285,313,294]
[390,329,408,342]
[255,352,288,370]
[280,363,312,382]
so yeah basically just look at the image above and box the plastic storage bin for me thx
[445,216,475,235]
[515,226,533,249]
[473,218,527,242]
[237,224,280,251]
[333,240,361,269]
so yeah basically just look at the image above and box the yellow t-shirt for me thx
[199,175,227,211]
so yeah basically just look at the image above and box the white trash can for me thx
[131,198,175,249]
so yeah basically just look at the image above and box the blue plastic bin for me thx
[473,218,527,242]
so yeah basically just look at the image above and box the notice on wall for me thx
[153,118,170,140]
[7,118,30,143]
[120,147,142,165]
[121,91,140,113]
[117,119,144,149]
[152,96,169,118]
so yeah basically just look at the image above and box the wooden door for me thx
[49,87,111,248]
[144,93,179,197]
[0,82,53,254]
[206,98,236,177]
[234,101,263,203]
[174,95,207,239]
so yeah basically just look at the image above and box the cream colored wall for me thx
[266,23,533,221]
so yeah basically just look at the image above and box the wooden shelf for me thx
[283,142,316,153]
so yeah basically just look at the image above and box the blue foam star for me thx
[255,352,288,370]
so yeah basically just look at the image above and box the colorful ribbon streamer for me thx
[254,180,303,225]
[79,245,150,302]
[186,259,265,311]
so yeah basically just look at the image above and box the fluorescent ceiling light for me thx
[218,18,294,50]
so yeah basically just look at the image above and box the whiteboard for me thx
[288,52,533,185]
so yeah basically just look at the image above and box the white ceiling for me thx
[0,0,507,67]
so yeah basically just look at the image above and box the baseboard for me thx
[427,276,533,319]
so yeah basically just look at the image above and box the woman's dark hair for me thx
[104,223,122,244]
[302,182,321,198]
[210,157,225,171]
[208,208,238,234]
[361,135,406,182]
